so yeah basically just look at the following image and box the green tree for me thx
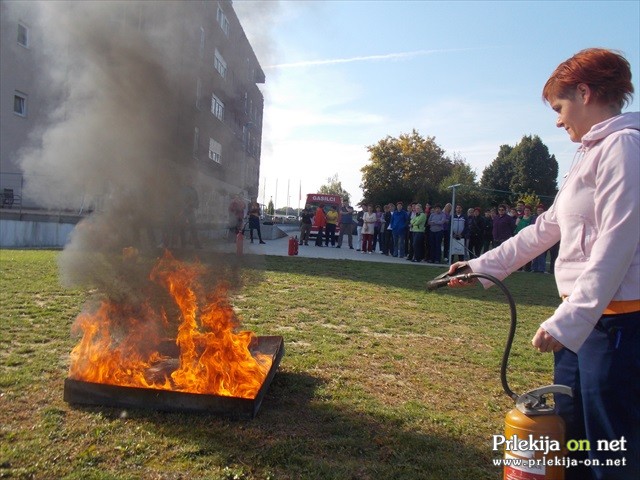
[480,136,557,205]
[437,153,486,209]
[360,130,452,206]
[509,135,558,197]
[318,174,351,204]
[267,198,274,215]
[480,144,514,205]
[518,192,543,210]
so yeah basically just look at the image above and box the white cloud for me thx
[251,3,598,208]
[259,60,387,206]
[259,72,584,208]
[259,138,369,208]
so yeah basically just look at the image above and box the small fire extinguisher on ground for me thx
[427,270,573,480]
[288,236,299,255]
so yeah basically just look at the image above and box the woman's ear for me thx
[577,83,593,105]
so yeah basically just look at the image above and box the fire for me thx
[68,251,272,399]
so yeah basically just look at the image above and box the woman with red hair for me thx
[449,49,639,480]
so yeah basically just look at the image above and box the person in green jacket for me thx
[408,203,427,262]
[515,205,534,271]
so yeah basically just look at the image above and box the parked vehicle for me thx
[304,193,342,239]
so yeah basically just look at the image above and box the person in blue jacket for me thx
[390,201,409,258]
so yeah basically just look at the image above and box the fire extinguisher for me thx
[288,236,298,256]
[427,270,573,480]
[503,385,572,480]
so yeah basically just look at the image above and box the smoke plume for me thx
[6,1,265,299]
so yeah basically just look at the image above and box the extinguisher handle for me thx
[426,265,472,291]
[525,384,573,398]
[516,384,573,415]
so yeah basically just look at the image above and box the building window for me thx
[17,23,29,47]
[135,4,145,30]
[199,27,205,57]
[216,4,229,36]
[14,92,27,116]
[209,138,222,163]
[214,49,227,79]
[211,94,224,121]
[193,127,200,156]
[196,78,202,109]
[243,124,251,149]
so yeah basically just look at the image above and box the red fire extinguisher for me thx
[427,270,573,480]
[288,236,298,256]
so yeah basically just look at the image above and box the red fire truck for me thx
[305,193,342,239]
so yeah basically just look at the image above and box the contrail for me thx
[265,48,474,69]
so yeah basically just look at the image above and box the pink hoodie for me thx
[469,112,640,353]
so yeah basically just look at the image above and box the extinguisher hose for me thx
[467,272,519,402]
[428,271,520,401]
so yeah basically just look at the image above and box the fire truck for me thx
[304,193,343,239]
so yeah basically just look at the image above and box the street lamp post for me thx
[448,183,461,266]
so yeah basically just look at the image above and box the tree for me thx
[318,174,351,204]
[509,135,558,197]
[360,130,453,207]
[480,145,514,205]
[480,136,557,205]
[267,198,274,215]
[437,153,486,209]
[518,192,543,210]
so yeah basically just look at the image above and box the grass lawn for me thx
[0,249,561,480]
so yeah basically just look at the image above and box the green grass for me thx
[0,249,561,479]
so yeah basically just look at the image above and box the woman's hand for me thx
[531,327,564,353]
[446,262,476,287]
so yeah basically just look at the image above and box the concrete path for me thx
[242,225,449,268]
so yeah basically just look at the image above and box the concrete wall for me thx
[259,224,288,240]
[0,219,74,248]
[0,219,287,248]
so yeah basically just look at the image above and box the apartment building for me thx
[0,0,41,207]
[0,1,264,235]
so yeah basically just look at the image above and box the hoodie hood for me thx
[582,111,640,146]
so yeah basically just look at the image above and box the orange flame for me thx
[68,251,271,399]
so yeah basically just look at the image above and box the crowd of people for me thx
[305,199,559,272]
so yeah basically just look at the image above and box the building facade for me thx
[0,1,42,206]
[0,1,264,237]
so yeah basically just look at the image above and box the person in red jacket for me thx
[313,204,327,247]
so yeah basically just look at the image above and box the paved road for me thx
[243,225,448,268]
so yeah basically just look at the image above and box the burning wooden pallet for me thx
[64,336,284,419]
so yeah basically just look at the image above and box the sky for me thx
[234,0,640,209]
